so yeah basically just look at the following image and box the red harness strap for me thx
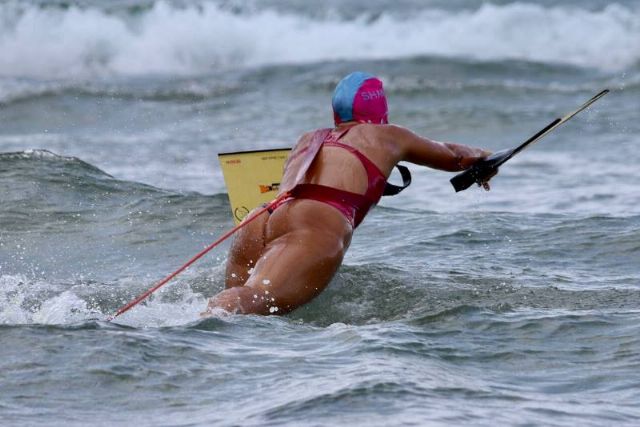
[107,192,292,321]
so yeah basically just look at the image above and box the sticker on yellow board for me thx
[218,148,291,224]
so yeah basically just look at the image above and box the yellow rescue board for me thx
[218,148,291,224]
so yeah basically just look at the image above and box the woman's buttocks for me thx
[266,199,352,245]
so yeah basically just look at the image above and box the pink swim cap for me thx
[332,72,388,125]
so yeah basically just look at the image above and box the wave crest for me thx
[0,1,637,78]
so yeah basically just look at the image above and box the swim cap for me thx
[332,72,388,125]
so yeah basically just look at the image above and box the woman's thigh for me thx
[224,209,268,288]
[237,228,346,313]
[209,200,352,314]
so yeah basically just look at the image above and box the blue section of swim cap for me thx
[332,72,373,122]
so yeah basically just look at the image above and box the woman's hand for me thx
[478,168,498,191]
[476,150,497,191]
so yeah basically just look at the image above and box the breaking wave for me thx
[0,1,637,78]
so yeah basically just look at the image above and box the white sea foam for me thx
[0,274,54,324]
[0,273,209,327]
[109,288,208,328]
[0,273,107,325]
[0,2,637,79]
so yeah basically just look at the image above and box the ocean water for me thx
[1,0,639,425]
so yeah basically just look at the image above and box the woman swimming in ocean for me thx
[202,72,495,316]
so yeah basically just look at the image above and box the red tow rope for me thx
[107,194,287,321]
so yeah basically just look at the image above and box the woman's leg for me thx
[205,227,346,315]
[224,210,268,288]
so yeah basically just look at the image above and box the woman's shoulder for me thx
[295,128,331,146]
[350,123,415,139]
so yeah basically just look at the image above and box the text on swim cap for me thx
[360,90,385,101]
